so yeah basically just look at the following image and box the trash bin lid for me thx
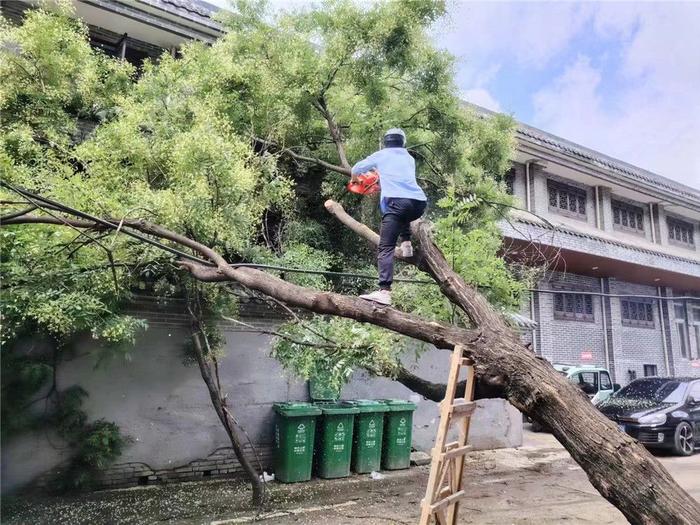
[314,401,359,415]
[378,399,417,412]
[273,402,322,417]
[347,399,389,413]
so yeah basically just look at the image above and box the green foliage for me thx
[57,417,131,490]
[0,1,133,144]
[43,386,130,490]
[0,352,53,439]
[273,317,408,391]
[1,1,524,421]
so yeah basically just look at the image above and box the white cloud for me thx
[438,2,592,71]
[460,88,502,112]
[531,3,700,189]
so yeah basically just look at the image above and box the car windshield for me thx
[614,379,688,403]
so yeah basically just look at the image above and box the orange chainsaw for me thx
[347,169,380,195]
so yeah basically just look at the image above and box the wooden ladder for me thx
[419,345,476,525]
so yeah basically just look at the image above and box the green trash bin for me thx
[348,400,388,474]
[314,402,359,479]
[273,402,322,483]
[380,399,417,470]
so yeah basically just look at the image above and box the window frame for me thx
[547,180,587,221]
[600,371,612,390]
[691,304,700,360]
[620,299,655,328]
[573,372,599,395]
[504,169,515,195]
[643,364,658,377]
[553,292,595,322]
[677,323,689,359]
[612,199,645,234]
[674,301,694,359]
[688,381,700,401]
[667,217,695,248]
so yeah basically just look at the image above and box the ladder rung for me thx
[441,445,471,460]
[450,400,476,417]
[460,358,474,367]
[429,490,466,513]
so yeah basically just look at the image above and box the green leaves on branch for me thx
[272,317,408,392]
[1,1,525,404]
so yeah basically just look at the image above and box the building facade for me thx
[501,119,700,384]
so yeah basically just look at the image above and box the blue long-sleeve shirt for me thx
[351,148,427,211]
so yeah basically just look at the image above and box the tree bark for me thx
[191,331,265,507]
[4,196,700,523]
[394,365,506,402]
[326,201,700,524]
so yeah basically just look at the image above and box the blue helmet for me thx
[383,128,406,148]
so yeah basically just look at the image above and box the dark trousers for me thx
[378,198,427,290]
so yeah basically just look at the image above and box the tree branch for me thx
[253,137,351,176]
[313,96,351,170]
[1,205,38,222]
[3,211,479,350]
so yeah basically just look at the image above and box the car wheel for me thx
[673,422,694,456]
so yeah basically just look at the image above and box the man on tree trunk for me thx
[351,128,428,306]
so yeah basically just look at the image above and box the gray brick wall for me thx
[668,290,700,376]
[523,273,700,385]
[535,272,607,367]
[33,444,273,490]
[608,280,667,383]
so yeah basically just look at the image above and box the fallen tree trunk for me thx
[394,365,506,402]
[4,198,699,523]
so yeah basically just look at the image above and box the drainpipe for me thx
[658,286,671,376]
[600,278,611,372]
[118,33,127,60]
[529,291,537,355]
[525,161,532,212]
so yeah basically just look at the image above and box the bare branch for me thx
[0,205,38,222]
[253,137,351,176]
[312,96,351,170]
[221,315,340,351]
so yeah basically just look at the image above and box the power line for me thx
[3,182,699,300]
[1,181,215,266]
[0,182,429,284]
[229,263,431,284]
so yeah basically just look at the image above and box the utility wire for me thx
[3,181,699,301]
[228,263,431,284]
[0,181,429,283]
[1,181,215,266]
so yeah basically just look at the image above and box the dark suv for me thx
[598,377,700,456]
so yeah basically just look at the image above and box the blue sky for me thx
[434,1,700,190]
[208,1,700,189]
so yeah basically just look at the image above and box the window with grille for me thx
[621,299,655,328]
[554,293,594,322]
[667,217,695,247]
[547,181,587,219]
[643,364,658,377]
[504,169,515,195]
[674,301,690,358]
[691,304,700,359]
[612,200,644,233]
